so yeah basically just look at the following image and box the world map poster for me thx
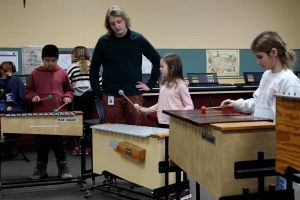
[206,49,239,76]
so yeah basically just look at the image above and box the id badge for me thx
[108,96,114,105]
[0,101,4,112]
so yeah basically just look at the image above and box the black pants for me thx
[1,134,19,158]
[73,91,95,147]
[36,135,66,163]
[73,91,94,121]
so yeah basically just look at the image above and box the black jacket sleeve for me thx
[141,35,161,89]
[89,39,103,98]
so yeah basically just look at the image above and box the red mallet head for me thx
[201,106,206,113]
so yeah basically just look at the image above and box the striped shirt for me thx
[67,61,91,95]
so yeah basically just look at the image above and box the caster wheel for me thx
[84,190,90,198]
[80,183,87,191]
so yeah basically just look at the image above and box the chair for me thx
[79,97,104,189]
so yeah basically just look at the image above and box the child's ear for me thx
[270,48,278,57]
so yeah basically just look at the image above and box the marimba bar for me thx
[0,111,83,139]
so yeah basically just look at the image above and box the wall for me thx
[0,0,300,78]
[0,0,299,48]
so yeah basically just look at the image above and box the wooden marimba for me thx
[163,109,275,200]
[276,95,300,175]
[0,111,83,139]
[92,124,175,190]
[0,111,85,192]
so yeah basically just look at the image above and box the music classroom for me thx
[1,1,300,200]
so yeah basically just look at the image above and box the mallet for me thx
[119,90,143,112]
[53,102,68,113]
[40,95,53,101]
[201,106,220,113]
[118,90,136,106]
[206,106,221,109]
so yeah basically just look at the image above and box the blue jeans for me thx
[276,176,286,190]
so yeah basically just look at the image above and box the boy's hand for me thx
[32,95,40,103]
[63,97,72,104]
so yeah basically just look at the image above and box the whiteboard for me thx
[0,51,19,72]
[58,52,72,69]
[142,55,152,74]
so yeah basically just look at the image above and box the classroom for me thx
[0,0,300,200]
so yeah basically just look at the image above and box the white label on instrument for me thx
[30,125,60,128]
[108,96,114,105]
[58,117,78,122]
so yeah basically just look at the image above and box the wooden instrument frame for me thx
[164,109,275,199]
[276,95,300,175]
[0,111,83,139]
[115,141,146,163]
[92,124,174,190]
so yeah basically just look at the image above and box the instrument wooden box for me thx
[165,109,275,200]
[0,111,83,137]
[276,95,300,174]
[92,124,174,190]
[115,141,146,163]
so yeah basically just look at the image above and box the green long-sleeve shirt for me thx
[90,29,161,97]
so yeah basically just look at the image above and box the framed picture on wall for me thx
[206,49,240,76]
[22,45,43,75]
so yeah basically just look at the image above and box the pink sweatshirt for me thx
[26,65,74,112]
[148,80,194,125]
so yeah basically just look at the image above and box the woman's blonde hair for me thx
[105,5,131,35]
[160,53,185,88]
[251,31,295,69]
[71,46,91,74]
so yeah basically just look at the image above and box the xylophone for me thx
[164,109,275,200]
[92,124,175,190]
[0,111,83,139]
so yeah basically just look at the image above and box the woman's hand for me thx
[135,82,150,92]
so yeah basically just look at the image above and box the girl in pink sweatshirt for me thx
[138,53,194,127]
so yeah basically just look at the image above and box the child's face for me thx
[254,49,276,70]
[160,59,168,78]
[1,63,13,73]
[42,57,58,70]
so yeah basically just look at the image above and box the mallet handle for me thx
[56,102,68,111]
